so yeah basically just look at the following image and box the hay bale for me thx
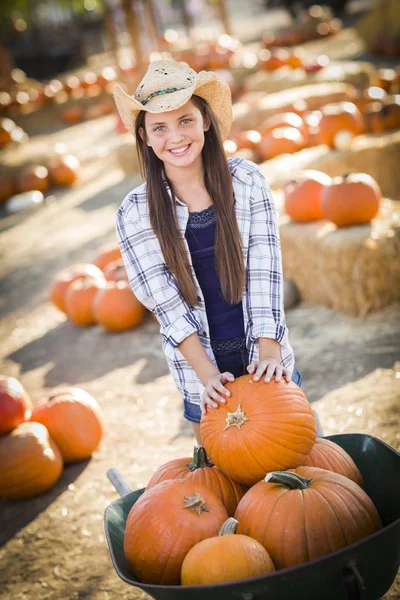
[114,134,140,175]
[260,130,400,197]
[232,82,356,131]
[279,199,400,316]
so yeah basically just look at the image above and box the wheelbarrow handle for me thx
[107,468,134,497]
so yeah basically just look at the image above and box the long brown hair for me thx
[134,95,245,307]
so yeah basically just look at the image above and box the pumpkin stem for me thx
[224,403,250,431]
[187,446,213,471]
[265,471,312,490]
[182,493,210,515]
[218,518,239,536]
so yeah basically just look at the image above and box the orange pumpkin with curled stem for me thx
[200,375,316,486]
[30,387,104,463]
[181,517,275,585]
[305,437,364,487]
[235,467,382,570]
[147,446,247,517]
[284,169,332,222]
[321,173,381,227]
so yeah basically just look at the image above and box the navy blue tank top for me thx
[185,204,245,341]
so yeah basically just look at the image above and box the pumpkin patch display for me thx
[49,263,105,314]
[124,479,228,584]
[235,467,382,570]
[147,446,247,517]
[305,438,364,487]
[65,275,107,326]
[93,280,147,332]
[283,170,332,222]
[0,421,63,499]
[200,375,317,486]
[0,375,32,435]
[320,173,381,227]
[181,517,275,585]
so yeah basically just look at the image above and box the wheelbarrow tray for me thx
[104,433,400,600]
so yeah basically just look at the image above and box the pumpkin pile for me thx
[49,243,147,332]
[283,170,381,227]
[122,375,381,586]
[0,376,104,499]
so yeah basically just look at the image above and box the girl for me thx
[113,60,302,446]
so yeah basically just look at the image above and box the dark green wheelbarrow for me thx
[104,434,400,600]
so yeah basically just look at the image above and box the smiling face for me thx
[140,99,210,174]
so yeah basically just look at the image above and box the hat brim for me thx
[113,70,232,141]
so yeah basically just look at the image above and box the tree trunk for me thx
[103,2,119,67]
[143,0,161,52]
[121,0,145,71]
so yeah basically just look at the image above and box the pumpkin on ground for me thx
[305,438,364,487]
[283,170,332,222]
[0,376,32,435]
[93,244,122,272]
[147,446,247,517]
[318,101,364,147]
[0,422,63,499]
[124,479,228,584]
[93,280,146,331]
[235,467,382,570]
[49,263,104,314]
[65,275,107,326]
[181,517,275,585]
[103,259,129,282]
[320,173,381,227]
[200,375,317,486]
[30,387,104,463]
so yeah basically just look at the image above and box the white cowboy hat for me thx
[113,59,232,141]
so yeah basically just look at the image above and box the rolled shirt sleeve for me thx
[246,169,289,346]
[116,207,201,348]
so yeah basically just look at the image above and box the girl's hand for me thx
[200,372,235,416]
[247,358,291,383]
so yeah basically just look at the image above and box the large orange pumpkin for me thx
[147,446,247,517]
[283,170,332,222]
[181,517,275,585]
[65,275,107,326]
[318,101,364,147]
[30,387,104,463]
[235,467,382,569]
[93,244,122,272]
[305,438,364,487]
[258,127,305,161]
[0,375,32,435]
[320,173,381,227]
[124,478,228,584]
[49,263,104,314]
[200,375,317,486]
[93,281,146,331]
[0,422,63,499]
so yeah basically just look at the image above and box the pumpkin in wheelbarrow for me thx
[124,478,228,585]
[200,376,317,486]
[305,437,364,487]
[235,466,382,570]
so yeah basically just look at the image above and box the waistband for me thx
[210,336,246,354]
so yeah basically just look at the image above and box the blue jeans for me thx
[183,344,302,423]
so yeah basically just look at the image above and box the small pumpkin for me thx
[147,446,247,517]
[305,438,364,487]
[0,422,63,499]
[181,517,275,585]
[49,263,105,314]
[30,387,104,463]
[258,127,305,161]
[17,165,49,194]
[0,376,32,435]
[200,375,316,486]
[48,154,80,186]
[93,280,147,331]
[235,467,382,570]
[103,259,129,282]
[318,102,364,148]
[258,112,308,140]
[124,479,228,584]
[283,170,332,222]
[320,173,381,227]
[65,275,107,326]
[93,244,122,272]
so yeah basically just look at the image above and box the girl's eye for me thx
[154,125,165,132]
[181,118,192,125]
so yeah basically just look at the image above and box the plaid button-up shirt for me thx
[116,158,294,407]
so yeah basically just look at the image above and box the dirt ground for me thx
[1,27,400,600]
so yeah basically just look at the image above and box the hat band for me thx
[139,87,186,106]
